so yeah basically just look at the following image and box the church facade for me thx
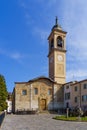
[12,17,87,114]
[12,17,66,113]
[12,77,64,113]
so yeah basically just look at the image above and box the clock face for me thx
[58,55,63,61]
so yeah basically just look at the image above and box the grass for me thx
[81,117,87,121]
[53,115,87,122]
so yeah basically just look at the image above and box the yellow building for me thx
[12,77,64,113]
[48,17,67,84]
[12,17,67,114]
[64,80,87,111]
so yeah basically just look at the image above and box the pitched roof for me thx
[14,76,56,84]
[71,79,87,86]
[28,76,56,83]
[63,81,78,86]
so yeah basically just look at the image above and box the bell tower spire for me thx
[48,17,67,84]
[55,16,58,26]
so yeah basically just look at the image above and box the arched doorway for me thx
[40,99,46,111]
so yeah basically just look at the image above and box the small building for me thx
[64,81,77,108]
[64,80,87,111]
[6,100,12,113]
[12,76,64,113]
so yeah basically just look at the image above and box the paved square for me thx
[1,114,87,130]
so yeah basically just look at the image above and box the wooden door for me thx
[40,99,46,110]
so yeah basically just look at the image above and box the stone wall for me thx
[13,78,64,113]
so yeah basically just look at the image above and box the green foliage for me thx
[69,107,83,117]
[0,74,8,111]
[53,115,87,122]
[53,115,77,121]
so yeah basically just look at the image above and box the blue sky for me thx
[0,0,87,92]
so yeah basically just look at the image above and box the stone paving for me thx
[1,114,87,130]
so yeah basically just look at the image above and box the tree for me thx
[0,74,8,111]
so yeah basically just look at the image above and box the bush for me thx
[69,107,83,117]
[82,111,87,117]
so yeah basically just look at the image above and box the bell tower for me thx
[48,17,67,84]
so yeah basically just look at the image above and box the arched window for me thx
[57,36,63,48]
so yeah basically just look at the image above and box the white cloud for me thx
[61,0,87,82]
[66,69,87,82]
[18,0,33,26]
[0,48,25,61]
[10,52,24,60]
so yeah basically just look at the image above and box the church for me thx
[12,17,87,114]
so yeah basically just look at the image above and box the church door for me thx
[40,99,46,110]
